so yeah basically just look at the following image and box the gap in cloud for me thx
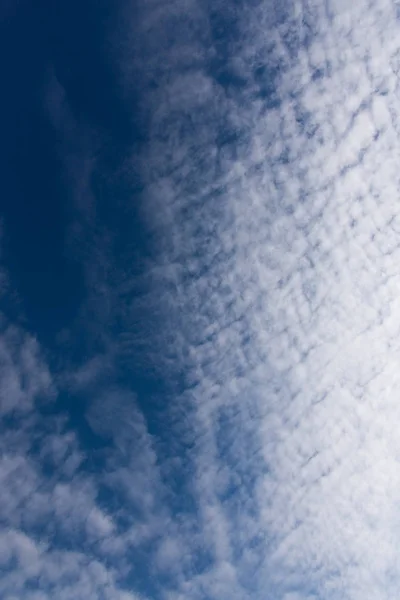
[0,1,85,346]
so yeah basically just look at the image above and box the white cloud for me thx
[5,0,400,599]
[0,325,53,415]
[111,0,400,598]
[0,311,145,599]
[0,536,141,600]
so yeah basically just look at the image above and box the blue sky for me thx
[1,0,400,598]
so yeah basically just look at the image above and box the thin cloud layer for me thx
[112,0,400,598]
[4,0,400,599]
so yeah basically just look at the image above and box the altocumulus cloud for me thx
[110,0,400,598]
[0,306,146,597]
[4,0,400,600]
[0,250,149,598]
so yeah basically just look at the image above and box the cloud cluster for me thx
[0,298,148,599]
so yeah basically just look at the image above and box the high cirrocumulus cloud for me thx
[109,0,400,598]
[4,0,400,599]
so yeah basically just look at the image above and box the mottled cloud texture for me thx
[0,314,143,598]
[121,0,400,598]
[4,0,400,599]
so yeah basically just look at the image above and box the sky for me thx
[1,0,400,598]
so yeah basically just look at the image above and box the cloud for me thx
[0,295,147,599]
[108,0,400,598]
[5,0,400,599]
[0,324,53,415]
